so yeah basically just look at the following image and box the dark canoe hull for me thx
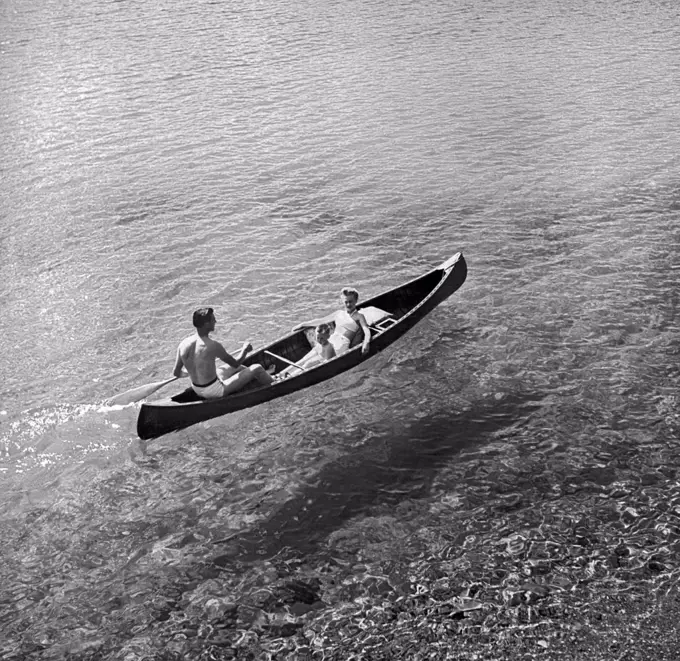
[137,252,467,440]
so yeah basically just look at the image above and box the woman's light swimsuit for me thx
[191,377,225,399]
[329,310,360,354]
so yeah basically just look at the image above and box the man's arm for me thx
[215,340,252,368]
[172,347,188,378]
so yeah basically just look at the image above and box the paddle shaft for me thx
[106,376,180,406]
[264,350,304,370]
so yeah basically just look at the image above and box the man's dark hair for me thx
[192,307,214,328]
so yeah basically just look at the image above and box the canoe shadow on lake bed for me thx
[220,392,541,562]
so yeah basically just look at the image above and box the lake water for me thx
[1,0,679,658]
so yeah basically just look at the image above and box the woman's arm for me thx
[356,313,371,355]
[292,311,336,332]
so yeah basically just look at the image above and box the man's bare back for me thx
[177,334,233,386]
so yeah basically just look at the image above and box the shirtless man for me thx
[173,307,273,399]
[292,287,371,356]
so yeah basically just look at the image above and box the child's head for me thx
[315,323,332,343]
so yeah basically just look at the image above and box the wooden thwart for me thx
[264,350,304,370]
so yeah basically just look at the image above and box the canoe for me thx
[137,252,467,440]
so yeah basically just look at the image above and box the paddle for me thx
[106,376,179,406]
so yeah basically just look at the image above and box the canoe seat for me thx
[358,305,395,336]
[360,305,391,326]
[372,316,397,332]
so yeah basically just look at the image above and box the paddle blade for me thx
[106,377,178,406]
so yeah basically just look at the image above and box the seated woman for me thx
[292,287,371,356]
[276,323,336,379]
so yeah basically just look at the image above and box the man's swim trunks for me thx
[191,377,225,399]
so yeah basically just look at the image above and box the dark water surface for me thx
[1,0,679,658]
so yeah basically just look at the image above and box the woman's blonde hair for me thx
[340,287,359,301]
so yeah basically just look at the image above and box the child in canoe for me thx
[276,323,336,379]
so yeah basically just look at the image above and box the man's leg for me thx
[250,364,274,386]
[221,364,273,395]
[217,364,241,381]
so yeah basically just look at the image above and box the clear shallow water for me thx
[1,0,679,657]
